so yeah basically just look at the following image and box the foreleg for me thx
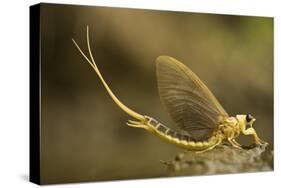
[242,127,267,145]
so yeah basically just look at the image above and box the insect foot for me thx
[254,135,268,146]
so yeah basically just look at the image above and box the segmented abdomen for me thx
[144,116,195,141]
[144,115,216,150]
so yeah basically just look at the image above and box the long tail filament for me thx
[72,26,145,122]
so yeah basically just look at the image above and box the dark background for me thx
[40,3,273,184]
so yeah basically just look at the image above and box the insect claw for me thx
[254,135,268,146]
[255,139,268,146]
[233,145,242,149]
[259,139,268,145]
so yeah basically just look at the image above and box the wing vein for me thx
[156,56,228,140]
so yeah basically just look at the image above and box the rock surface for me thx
[162,144,273,176]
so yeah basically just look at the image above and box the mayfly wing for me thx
[156,56,229,141]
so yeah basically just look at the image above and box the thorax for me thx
[219,116,241,137]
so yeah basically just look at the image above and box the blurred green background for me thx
[39,3,273,184]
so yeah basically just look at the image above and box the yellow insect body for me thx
[72,26,267,152]
[145,118,218,151]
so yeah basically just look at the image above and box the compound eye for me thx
[246,114,252,122]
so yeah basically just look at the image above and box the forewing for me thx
[156,56,228,140]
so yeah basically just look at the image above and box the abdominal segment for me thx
[144,116,216,150]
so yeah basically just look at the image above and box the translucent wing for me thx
[156,56,229,141]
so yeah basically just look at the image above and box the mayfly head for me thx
[236,114,256,130]
[246,114,256,127]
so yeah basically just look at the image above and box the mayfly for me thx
[72,26,267,152]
